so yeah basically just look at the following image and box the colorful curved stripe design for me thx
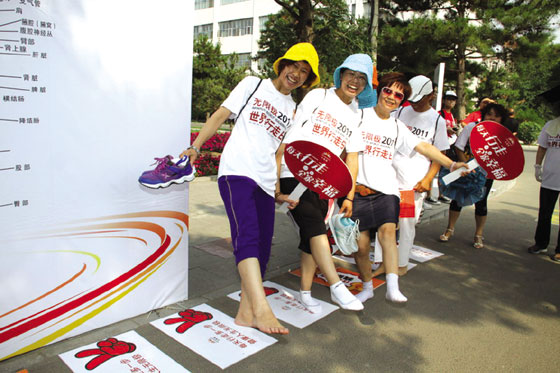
[0,210,189,361]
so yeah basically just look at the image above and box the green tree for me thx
[191,35,247,121]
[258,0,370,100]
[377,0,560,119]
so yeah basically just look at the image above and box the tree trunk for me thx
[297,0,314,42]
[370,0,379,64]
[456,1,467,120]
[457,49,466,121]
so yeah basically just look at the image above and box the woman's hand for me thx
[275,193,299,209]
[339,198,353,218]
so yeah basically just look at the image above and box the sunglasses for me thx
[382,87,405,101]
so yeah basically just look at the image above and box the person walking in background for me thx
[527,84,560,262]
[181,43,320,334]
[439,102,509,249]
[277,54,377,312]
[461,97,495,126]
[440,90,458,142]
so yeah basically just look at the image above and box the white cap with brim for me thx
[333,54,377,109]
[408,75,433,103]
[444,90,458,99]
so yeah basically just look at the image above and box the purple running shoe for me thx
[139,155,195,188]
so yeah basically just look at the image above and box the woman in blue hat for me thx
[276,54,377,312]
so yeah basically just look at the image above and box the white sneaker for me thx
[329,214,360,255]
[330,282,363,311]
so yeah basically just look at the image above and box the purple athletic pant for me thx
[218,175,275,277]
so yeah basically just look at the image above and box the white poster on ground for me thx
[151,304,277,370]
[0,1,193,360]
[410,245,444,263]
[59,330,190,373]
[228,281,339,328]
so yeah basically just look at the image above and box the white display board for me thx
[0,0,193,360]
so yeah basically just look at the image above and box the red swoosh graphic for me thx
[0,235,170,343]
[0,264,87,320]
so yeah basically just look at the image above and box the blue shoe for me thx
[139,155,195,188]
[328,213,359,255]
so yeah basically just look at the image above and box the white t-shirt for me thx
[454,121,476,152]
[356,108,421,197]
[219,76,296,196]
[392,106,450,189]
[280,87,365,178]
[538,119,560,191]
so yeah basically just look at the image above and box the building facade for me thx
[194,0,369,71]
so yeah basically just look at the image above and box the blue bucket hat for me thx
[333,54,377,109]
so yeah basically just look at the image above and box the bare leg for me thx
[378,223,407,303]
[440,209,461,241]
[235,258,289,335]
[474,214,487,248]
[377,223,398,275]
[300,251,317,291]
[308,234,341,285]
[306,234,363,310]
[474,214,487,237]
[354,230,373,282]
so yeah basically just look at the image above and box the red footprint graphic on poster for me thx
[164,309,213,333]
[74,337,136,370]
[240,286,279,299]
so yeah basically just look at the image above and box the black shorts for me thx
[280,177,328,254]
[351,193,400,234]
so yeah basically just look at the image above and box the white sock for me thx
[299,290,322,313]
[385,273,407,303]
[330,281,363,311]
[356,280,374,303]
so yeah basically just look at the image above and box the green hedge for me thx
[517,121,542,144]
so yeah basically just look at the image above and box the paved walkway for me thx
[2,147,559,372]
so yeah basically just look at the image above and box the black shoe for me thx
[527,245,547,254]
[425,197,440,205]
[438,195,452,204]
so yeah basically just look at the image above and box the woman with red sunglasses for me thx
[349,72,471,304]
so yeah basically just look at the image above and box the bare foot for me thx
[253,314,289,335]
[234,308,253,328]
[372,263,386,278]
[398,266,408,276]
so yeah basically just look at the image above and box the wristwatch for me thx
[187,145,201,156]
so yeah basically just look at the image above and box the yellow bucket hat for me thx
[273,42,320,88]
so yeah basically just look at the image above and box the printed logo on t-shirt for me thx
[361,130,396,160]
[406,125,431,142]
[309,109,352,151]
[548,135,560,149]
[248,97,290,141]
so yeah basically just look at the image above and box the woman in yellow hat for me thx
[181,43,320,335]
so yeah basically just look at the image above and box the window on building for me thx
[226,53,252,69]
[259,16,269,31]
[363,1,371,19]
[195,0,214,10]
[194,24,213,40]
[221,0,249,5]
[218,18,253,37]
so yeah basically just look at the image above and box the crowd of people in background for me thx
[183,43,559,335]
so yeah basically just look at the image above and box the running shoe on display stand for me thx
[139,155,195,188]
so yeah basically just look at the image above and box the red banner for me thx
[469,120,525,180]
[284,141,352,199]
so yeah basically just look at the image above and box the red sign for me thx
[469,121,525,180]
[284,140,352,199]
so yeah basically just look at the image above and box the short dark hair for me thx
[377,72,412,103]
[481,102,508,122]
[277,59,317,88]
